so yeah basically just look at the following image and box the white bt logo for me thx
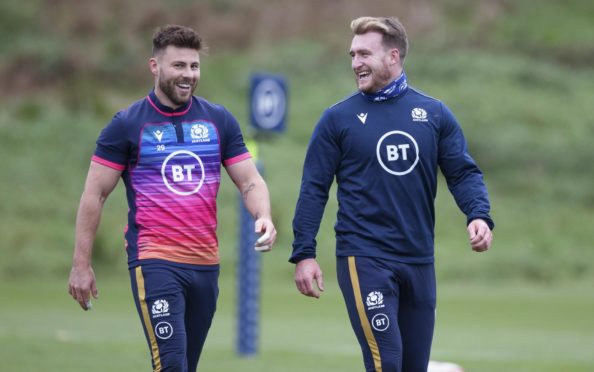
[161,150,206,196]
[155,322,173,340]
[371,313,390,332]
[387,144,410,161]
[376,130,420,176]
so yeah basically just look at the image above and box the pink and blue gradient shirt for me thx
[93,91,251,269]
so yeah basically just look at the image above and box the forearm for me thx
[447,172,494,229]
[239,176,271,220]
[72,192,105,268]
[290,180,332,263]
[441,155,493,229]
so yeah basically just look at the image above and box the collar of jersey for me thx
[147,90,193,117]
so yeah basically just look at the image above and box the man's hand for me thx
[294,258,325,298]
[467,219,493,252]
[254,217,276,252]
[68,265,98,311]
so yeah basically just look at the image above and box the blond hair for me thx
[351,17,408,62]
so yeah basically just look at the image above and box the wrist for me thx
[72,254,91,269]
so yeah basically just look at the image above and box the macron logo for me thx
[357,112,368,124]
[153,130,164,142]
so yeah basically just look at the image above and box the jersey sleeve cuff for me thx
[467,215,495,230]
[91,155,126,171]
[223,152,251,167]
[288,252,317,264]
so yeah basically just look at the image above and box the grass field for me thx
[2,269,593,371]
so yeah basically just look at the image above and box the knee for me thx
[381,359,400,372]
[157,351,187,372]
[365,359,401,372]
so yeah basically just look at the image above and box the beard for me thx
[356,63,393,94]
[158,75,197,107]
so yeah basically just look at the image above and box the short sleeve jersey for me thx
[93,91,250,269]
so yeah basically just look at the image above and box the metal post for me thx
[236,161,263,356]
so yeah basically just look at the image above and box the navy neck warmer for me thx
[361,72,408,102]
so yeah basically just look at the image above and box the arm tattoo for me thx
[241,182,256,202]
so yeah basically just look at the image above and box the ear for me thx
[149,57,159,77]
[389,48,400,66]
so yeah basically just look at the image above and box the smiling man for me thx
[68,25,276,371]
[291,16,494,372]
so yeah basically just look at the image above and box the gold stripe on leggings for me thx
[348,256,382,371]
[135,266,162,372]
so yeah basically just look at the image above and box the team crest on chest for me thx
[191,123,210,143]
[411,107,428,122]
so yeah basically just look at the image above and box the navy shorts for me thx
[337,256,436,372]
[129,263,219,371]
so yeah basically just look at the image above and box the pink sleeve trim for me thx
[223,152,252,167]
[92,155,126,171]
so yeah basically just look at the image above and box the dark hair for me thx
[152,25,205,55]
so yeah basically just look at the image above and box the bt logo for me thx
[386,144,410,161]
[161,150,205,196]
[371,313,390,332]
[155,322,173,340]
[376,130,419,176]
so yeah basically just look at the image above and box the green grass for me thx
[432,282,594,371]
[2,275,593,371]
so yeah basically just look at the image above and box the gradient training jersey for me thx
[93,91,250,269]
[291,86,493,264]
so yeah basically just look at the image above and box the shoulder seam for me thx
[408,87,441,102]
[328,92,360,109]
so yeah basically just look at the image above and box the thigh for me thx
[337,256,402,372]
[398,263,436,372]
[185,269,219,371]
[130,265,188,372]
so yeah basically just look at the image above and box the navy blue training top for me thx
[290,86,493,264]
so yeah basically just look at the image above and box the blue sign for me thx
[249,73,288,133]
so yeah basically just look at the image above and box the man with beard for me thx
[68,25,276,371]
[291,17,493,371]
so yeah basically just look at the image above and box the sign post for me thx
[236,149,262,356]
[236,73,288,357]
